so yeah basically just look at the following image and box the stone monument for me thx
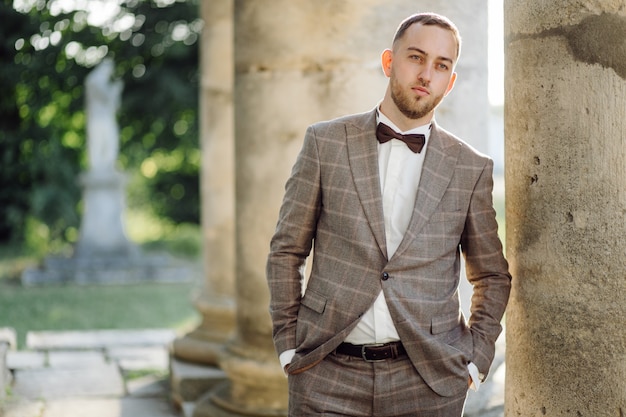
[85,58,123,174]
[74,57,136,259]
[22,59,193,285]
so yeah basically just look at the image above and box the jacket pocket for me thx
[431,313,473,359]
[431,313,461,335]
[295,289,328,347]
[301,288,327,314]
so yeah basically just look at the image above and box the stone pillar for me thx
[504,2,626,416]
[194,1,490,416]
[0,328,16,403]
[172,0,236,365]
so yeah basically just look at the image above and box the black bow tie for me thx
[376,123,426,153]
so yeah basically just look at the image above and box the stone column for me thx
[504,2,626,416]
[194,1,490,416]
[172,0,236,365]
[0,328,16,403]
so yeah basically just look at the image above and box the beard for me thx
[389,75,444,120]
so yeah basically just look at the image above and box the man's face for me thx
[383,23,457,122]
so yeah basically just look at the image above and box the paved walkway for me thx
[1,329,188,417]
[1,328,504,417]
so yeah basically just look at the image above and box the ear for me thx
[381,49,393,77]
[444,72,457,96]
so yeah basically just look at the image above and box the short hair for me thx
[392,12,462,61]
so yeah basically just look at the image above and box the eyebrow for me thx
[407,46,454,66]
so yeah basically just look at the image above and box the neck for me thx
[379,93,434,132]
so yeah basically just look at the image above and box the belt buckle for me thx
[361,343,387,362]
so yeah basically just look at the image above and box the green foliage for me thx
[0,0,200,246]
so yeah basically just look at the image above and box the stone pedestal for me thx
[21,252,192,285]
[22,170,194,285]
[74,170,136,258]
[172,292,235,366]
[504,2,626,416]
[192,342,286,417]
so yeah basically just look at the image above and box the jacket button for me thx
[382,272,389,281]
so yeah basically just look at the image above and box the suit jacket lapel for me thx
[393,121,461,259]
[345,110,388,258]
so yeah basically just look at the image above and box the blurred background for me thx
[1,0,201,258]
[0,0,203,347]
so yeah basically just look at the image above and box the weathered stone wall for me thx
[504,2,626,415]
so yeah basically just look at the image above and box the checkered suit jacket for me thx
[266,108,511,397]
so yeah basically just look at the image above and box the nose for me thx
[418,64,432,84]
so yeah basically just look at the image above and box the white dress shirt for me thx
[343,110,429,344]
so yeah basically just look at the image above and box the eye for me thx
[437,63,449,71]
[409,54,424,62]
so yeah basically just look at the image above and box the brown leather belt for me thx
[336,342,407,362]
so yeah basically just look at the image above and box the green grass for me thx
[0,216,203,349]
[0,282,201,349]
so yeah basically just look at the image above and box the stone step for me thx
[1,329,184,417]
[169,357,226,405]
[108,346,169,372]
[12,362,125,400]
[7,346,170,373]
[6,351,47,370]
[48,350,108,368]
[26,329,176,350]
[2,397,180,417]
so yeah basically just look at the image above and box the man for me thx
[266,12,511,417]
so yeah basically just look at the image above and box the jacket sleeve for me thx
[266,125,322,357]
[461,158,512,376]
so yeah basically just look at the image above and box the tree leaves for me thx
[0,0,200,245]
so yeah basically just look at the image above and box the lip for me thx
[413,86,430,97]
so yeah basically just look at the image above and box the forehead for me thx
[395,23,458,63]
